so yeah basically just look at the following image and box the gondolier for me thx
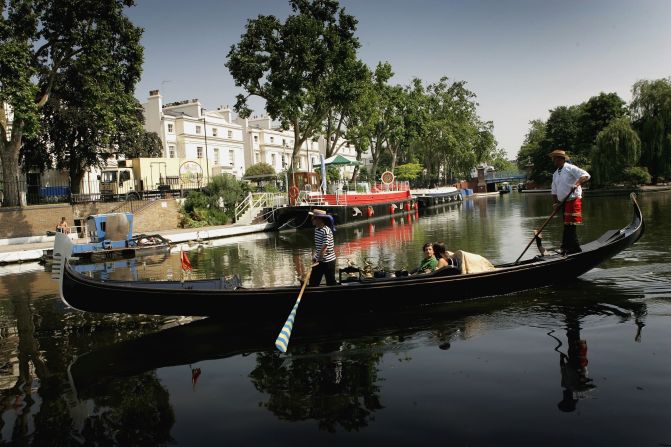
[550,149,591,255]
[308,209,337,286]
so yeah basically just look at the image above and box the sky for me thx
[126,0,671,159]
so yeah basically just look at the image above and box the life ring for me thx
[288,186,300,200]
[381,171,395,185]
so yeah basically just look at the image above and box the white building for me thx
[143,89,376,182]
[143,90,246,179]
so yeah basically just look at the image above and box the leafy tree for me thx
[226,0,366,171]
[630,78,671,182]
[591,117,641,186]
[244,162,276,177]
[394,162,422,181]
[516,119,546,170]
[114,100,163,158]
[343,62,393,182]
[489,148,515,172]
[575,92,626,154]
[0,0,144,205]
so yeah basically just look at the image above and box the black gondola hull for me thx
[59,195,644,320]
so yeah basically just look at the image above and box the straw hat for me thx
[548,149,568,159]
[308,209,329,217]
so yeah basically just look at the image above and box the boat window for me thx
[101,171,117,183]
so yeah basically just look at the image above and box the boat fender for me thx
[367,206,374,218]
[102,240,112,250]
[389,204,397,214]
[405,202,411,211]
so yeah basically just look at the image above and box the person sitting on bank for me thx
[308,209,337,286]
[413,242,438,274]
[56,217,70,234]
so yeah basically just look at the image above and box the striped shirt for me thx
[314,226,336,262]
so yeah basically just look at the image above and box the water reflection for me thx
[0,192,669,443]
[61,278,650,436]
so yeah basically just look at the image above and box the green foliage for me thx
[622,166,651,186]
[180,175,247,227]
[0,0,144,202]
[591,117,641,185]
[630,78,671,182]
[394,162,423,181]
[244,162,276,177]
[489,148,515,172]
[575,92,626,154]
[226,0,366,170]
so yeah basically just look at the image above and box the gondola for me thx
[57,194,644,320]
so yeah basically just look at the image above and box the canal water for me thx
[0,191,669,445]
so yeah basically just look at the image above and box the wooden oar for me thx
[275,266,313,353]
[514,187,575,264]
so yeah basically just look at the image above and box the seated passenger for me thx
[433,242,495,274]
[413,242,438,274]
[433,242,457,270]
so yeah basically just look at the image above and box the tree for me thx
[630,78,671,182]
[394,162,422,181]
[114,100,163,159]
[591,117,641,186]
[244,162,276,177]
[0,0,144,206]
[226,0,366,171]
[575,92,626,155]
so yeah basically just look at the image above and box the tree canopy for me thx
[630,78,671,182]
[0,0,144,204]
[226,0,367,171]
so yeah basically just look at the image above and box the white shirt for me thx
[551,162,590,200]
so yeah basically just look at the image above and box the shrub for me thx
[622,166,651,186]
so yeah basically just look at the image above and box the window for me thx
[270,136,274,143]
[254,152,259,163]
[197,147,203,158]
[282,138,286,146]
[229,150,235,166]
[120,170,131,182]
[281,155,286,168]
[169,145,175,158]
[167,123,174,133]
[271,153,276,167]
[253,135,258,143]
[212,128,218,137]
[195,125,201,134]
[311,157,316,167]
[214,148,219,165]
[228,130,232,138]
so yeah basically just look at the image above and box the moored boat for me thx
[270,173,417,230]
[412,186,463,208]
[56,194,644,320]
[42,212,171,263]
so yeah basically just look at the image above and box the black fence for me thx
[0,178,205,206]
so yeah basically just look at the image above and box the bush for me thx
[622,166,651,186]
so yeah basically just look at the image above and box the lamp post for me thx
[202,114,210,183]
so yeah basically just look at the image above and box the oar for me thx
[275,266,313,353]
[514,187,575,264]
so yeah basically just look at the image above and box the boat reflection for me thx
[67,280,648,435]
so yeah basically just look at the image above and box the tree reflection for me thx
[250,344,384,433]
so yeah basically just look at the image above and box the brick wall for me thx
[0,199,183,238]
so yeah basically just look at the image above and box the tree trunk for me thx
[0,136,25,207]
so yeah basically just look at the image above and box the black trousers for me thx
[309,260,337,286]
[561,225,582,254]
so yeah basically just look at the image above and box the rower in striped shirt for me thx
[308,209,337,286]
